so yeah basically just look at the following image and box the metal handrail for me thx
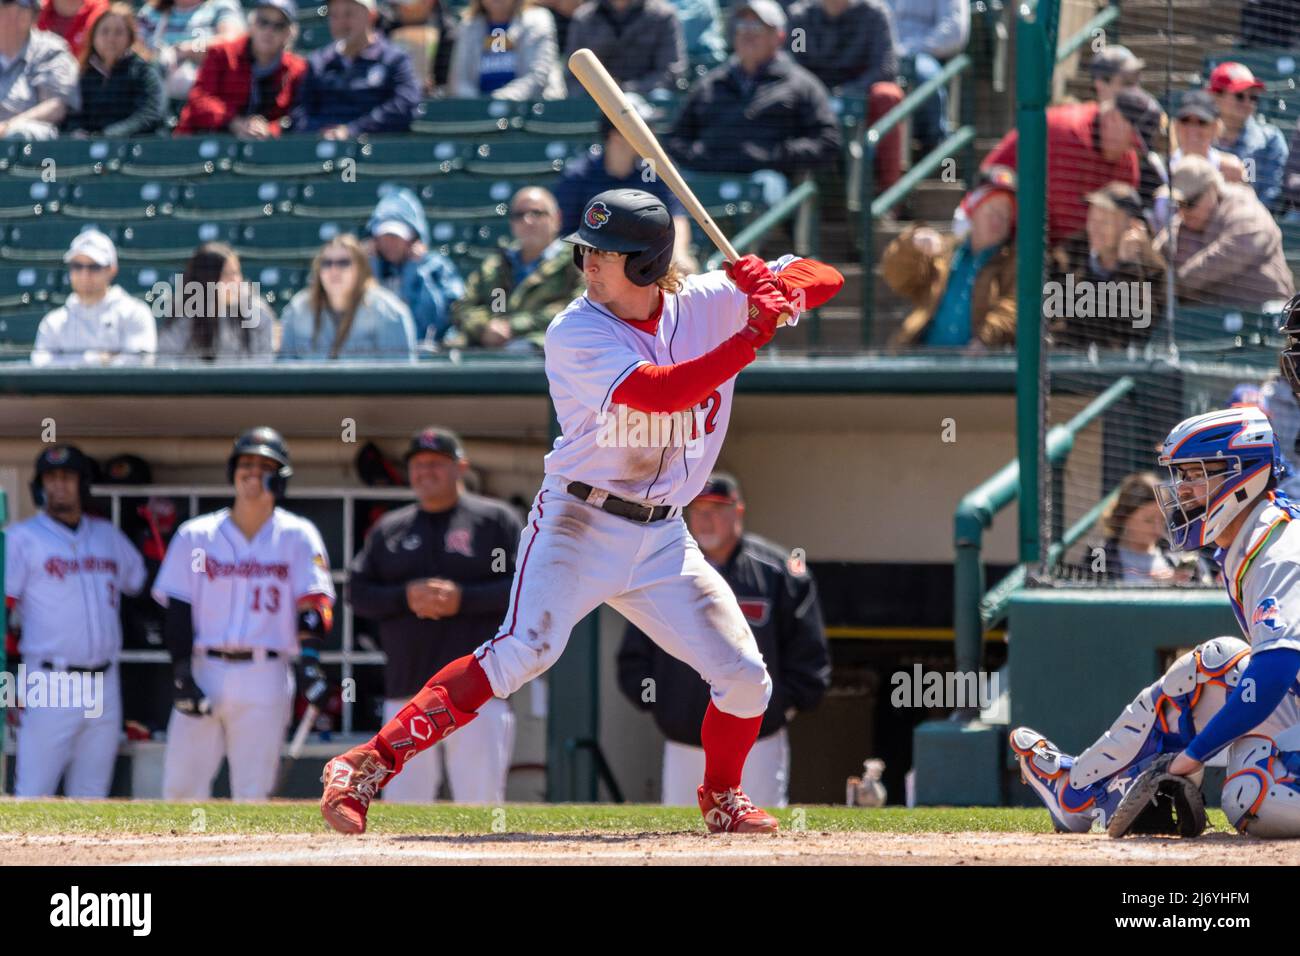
[952,376,1135,678]
[1056,4,1120,63]
[857,53,974,344]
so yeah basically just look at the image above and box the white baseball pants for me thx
[15,663,121,798]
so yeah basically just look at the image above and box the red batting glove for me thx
[725,254,778,295]
[737,286,791,348]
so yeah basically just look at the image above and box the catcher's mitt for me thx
[1106,753,1207,839]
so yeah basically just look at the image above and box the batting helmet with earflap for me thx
[227,426,293,499]
[30,444,96,508]
[563,188,674,286]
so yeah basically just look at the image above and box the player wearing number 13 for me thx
[152,427,335,801]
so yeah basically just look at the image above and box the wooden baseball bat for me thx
[567,48,792,326]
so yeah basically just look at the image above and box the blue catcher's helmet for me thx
[1156,407,1278,551]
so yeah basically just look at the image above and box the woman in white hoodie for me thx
[30,230,157,368]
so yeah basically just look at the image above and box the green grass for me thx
[0,801,1236,836]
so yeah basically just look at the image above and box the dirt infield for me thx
[4,829,1299,865]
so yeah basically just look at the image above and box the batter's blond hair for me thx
[656,264,683,294]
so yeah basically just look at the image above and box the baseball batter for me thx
[152,427,335,801]
[5,445,146,798]
[1013,406,1300,837]
[322,188,843,833]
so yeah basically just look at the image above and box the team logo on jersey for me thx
[444,528,473,558]
[401,534,422,551]
[1252,596,1284,631]
[737,598,770,627]
[584,201,611,229]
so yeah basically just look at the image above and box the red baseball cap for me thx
[1208,62,1265,94]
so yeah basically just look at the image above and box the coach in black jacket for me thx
[348,426,523,804]
[618,473,830,807]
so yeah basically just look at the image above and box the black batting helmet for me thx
[563,188,674,286]
[227,426,293,498]
[30,444,96,507]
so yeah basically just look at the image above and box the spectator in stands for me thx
[31,230,156,367]
[532,0,577,50]
[884,0,969,156]
[1209,61,1289,215]
[1155,155,1294,311]
[450,186,579,350]
[563,0,684,97]
[1088,44,1141,105]
[38,0,107,58]
[665,0,840,204]
[176,0,305,138]
[981,86,1146,246]
[554,95,696,272]
[62,2,166,136]
[1095,472,1193,584]
[446,0,564,100]
[366,187,465,348]
[279,234,418,360]
[136,0,244,100]
[1049,182,1165,348]
[669,0,723,68]
[376,0,455,92]
[292,0,420,137]
[156,243,275,363]
[785,0,902,190]
[0,0,80,139]
[1154,90,1245,228]
[882,167,1016,348]
[618,472,830,809]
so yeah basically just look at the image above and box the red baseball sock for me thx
[701,701,763,794]
[372,654,494,768]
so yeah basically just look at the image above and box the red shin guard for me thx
[373,655,494,768]
[700,701,763,794]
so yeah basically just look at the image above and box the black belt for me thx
[567,481,675,523]
[205,649,280,661]
[38,660,110,674]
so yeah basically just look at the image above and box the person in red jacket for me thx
[981,87,1150,246]
[175,0,305,138]
[38,0,108,59]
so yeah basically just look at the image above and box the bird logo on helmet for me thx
[1155,407,1278,551]
[584,202,611,229]
[227,426,294,500]
[30,444,96,508]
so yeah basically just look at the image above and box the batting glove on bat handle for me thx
[298,656,330,708]
[725,254,778,295]
[172,660,212,717]
[738,286,791,349]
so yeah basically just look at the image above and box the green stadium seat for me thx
[7,140,123,179]
[829,92,869,130]
[424,218,512,261]
[244,263,311,307]
[0,265,63,309]
[0,179,62,218]
[521,98,600,138]
[464,139,579,177]
[353,138,463,178]
[231,138,353,178]
[296,20,333,49]
[1204,49,1299,86]
[60,179,179,219]
[421,179,517,219]
[115,263,181,304]
[291,180,408,219]
[176,181,294,220]
[120,137,237,177]
[682,173,764,219]
[293,0,326,19]
[115,220,235,263]
[410,98,521,136]
[1,220,114,262]
[232,219,358,263]
[0,308,48,352]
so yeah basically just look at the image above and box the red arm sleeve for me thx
[772,258,844,310]
[611,335,757,414]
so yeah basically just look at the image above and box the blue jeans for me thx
[902,52,947,151]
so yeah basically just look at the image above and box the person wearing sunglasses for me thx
[1208,61,1289,215]
[1154,154,1293,311]
[31,230,157,367]
[450,186,582,349]
[364,186,465,348]
[176,0,306,138]
[278,234,418,360]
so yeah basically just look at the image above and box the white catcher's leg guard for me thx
[1070,637,1249,791]
[1222,724,1300,838]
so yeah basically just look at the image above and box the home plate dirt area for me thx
[1,803,1296,865]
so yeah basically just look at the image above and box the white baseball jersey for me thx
[543,256,800,507]
[4,512,146,665]
[152,507,334,654]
